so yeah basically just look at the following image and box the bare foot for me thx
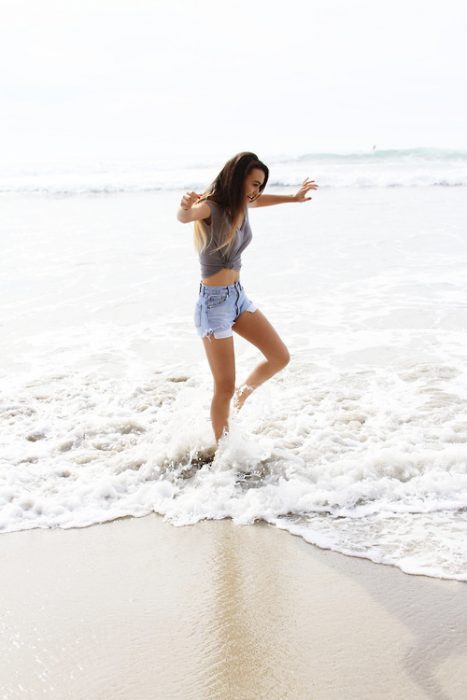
[233,384,255,411]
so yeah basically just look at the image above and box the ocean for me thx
[1,147,467,581]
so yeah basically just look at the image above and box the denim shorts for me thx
[194,281,258,340]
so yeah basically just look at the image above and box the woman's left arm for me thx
[250,178,318,207]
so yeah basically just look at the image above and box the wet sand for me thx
[1,515,466,700]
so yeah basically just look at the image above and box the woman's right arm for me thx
[176,191,211,223]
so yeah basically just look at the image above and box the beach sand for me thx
[1,516,466,700]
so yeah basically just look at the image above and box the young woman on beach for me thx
[176,151,318,446]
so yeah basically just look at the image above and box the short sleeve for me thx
[202,199,218,222]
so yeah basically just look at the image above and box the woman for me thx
[176,151,318,446]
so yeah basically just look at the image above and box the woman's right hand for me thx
[180,191,203,210]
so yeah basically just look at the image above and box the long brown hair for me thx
[194,151,269,254]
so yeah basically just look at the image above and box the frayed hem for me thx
[199,328,233,342]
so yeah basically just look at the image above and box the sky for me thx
[1,0,466,164]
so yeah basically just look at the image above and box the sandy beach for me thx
[1,516,466,699]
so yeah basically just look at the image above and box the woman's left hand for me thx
[293,178,319,202]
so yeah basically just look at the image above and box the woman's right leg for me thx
[201,335,236,443]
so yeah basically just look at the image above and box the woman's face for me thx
[243,168,266,203]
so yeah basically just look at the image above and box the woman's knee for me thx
[272,346,290,370]
[213,380,236,400]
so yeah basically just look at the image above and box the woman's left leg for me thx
[232,309,290,409]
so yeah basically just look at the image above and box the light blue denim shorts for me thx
[194,281,258,340]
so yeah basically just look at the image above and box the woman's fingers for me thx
[180,190,204,210]
[294,177,320,203]
[189,191,204,201]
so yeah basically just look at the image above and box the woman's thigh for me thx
[202,336,236,392]
[232,309,289,364]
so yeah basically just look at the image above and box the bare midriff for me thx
[201,268,240,286]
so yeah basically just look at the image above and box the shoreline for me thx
[1,514,466,699]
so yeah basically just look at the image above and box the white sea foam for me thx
[2,344,467,580]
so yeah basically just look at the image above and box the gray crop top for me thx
[198,199,253,278]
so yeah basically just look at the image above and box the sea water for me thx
[1,148,467,581]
